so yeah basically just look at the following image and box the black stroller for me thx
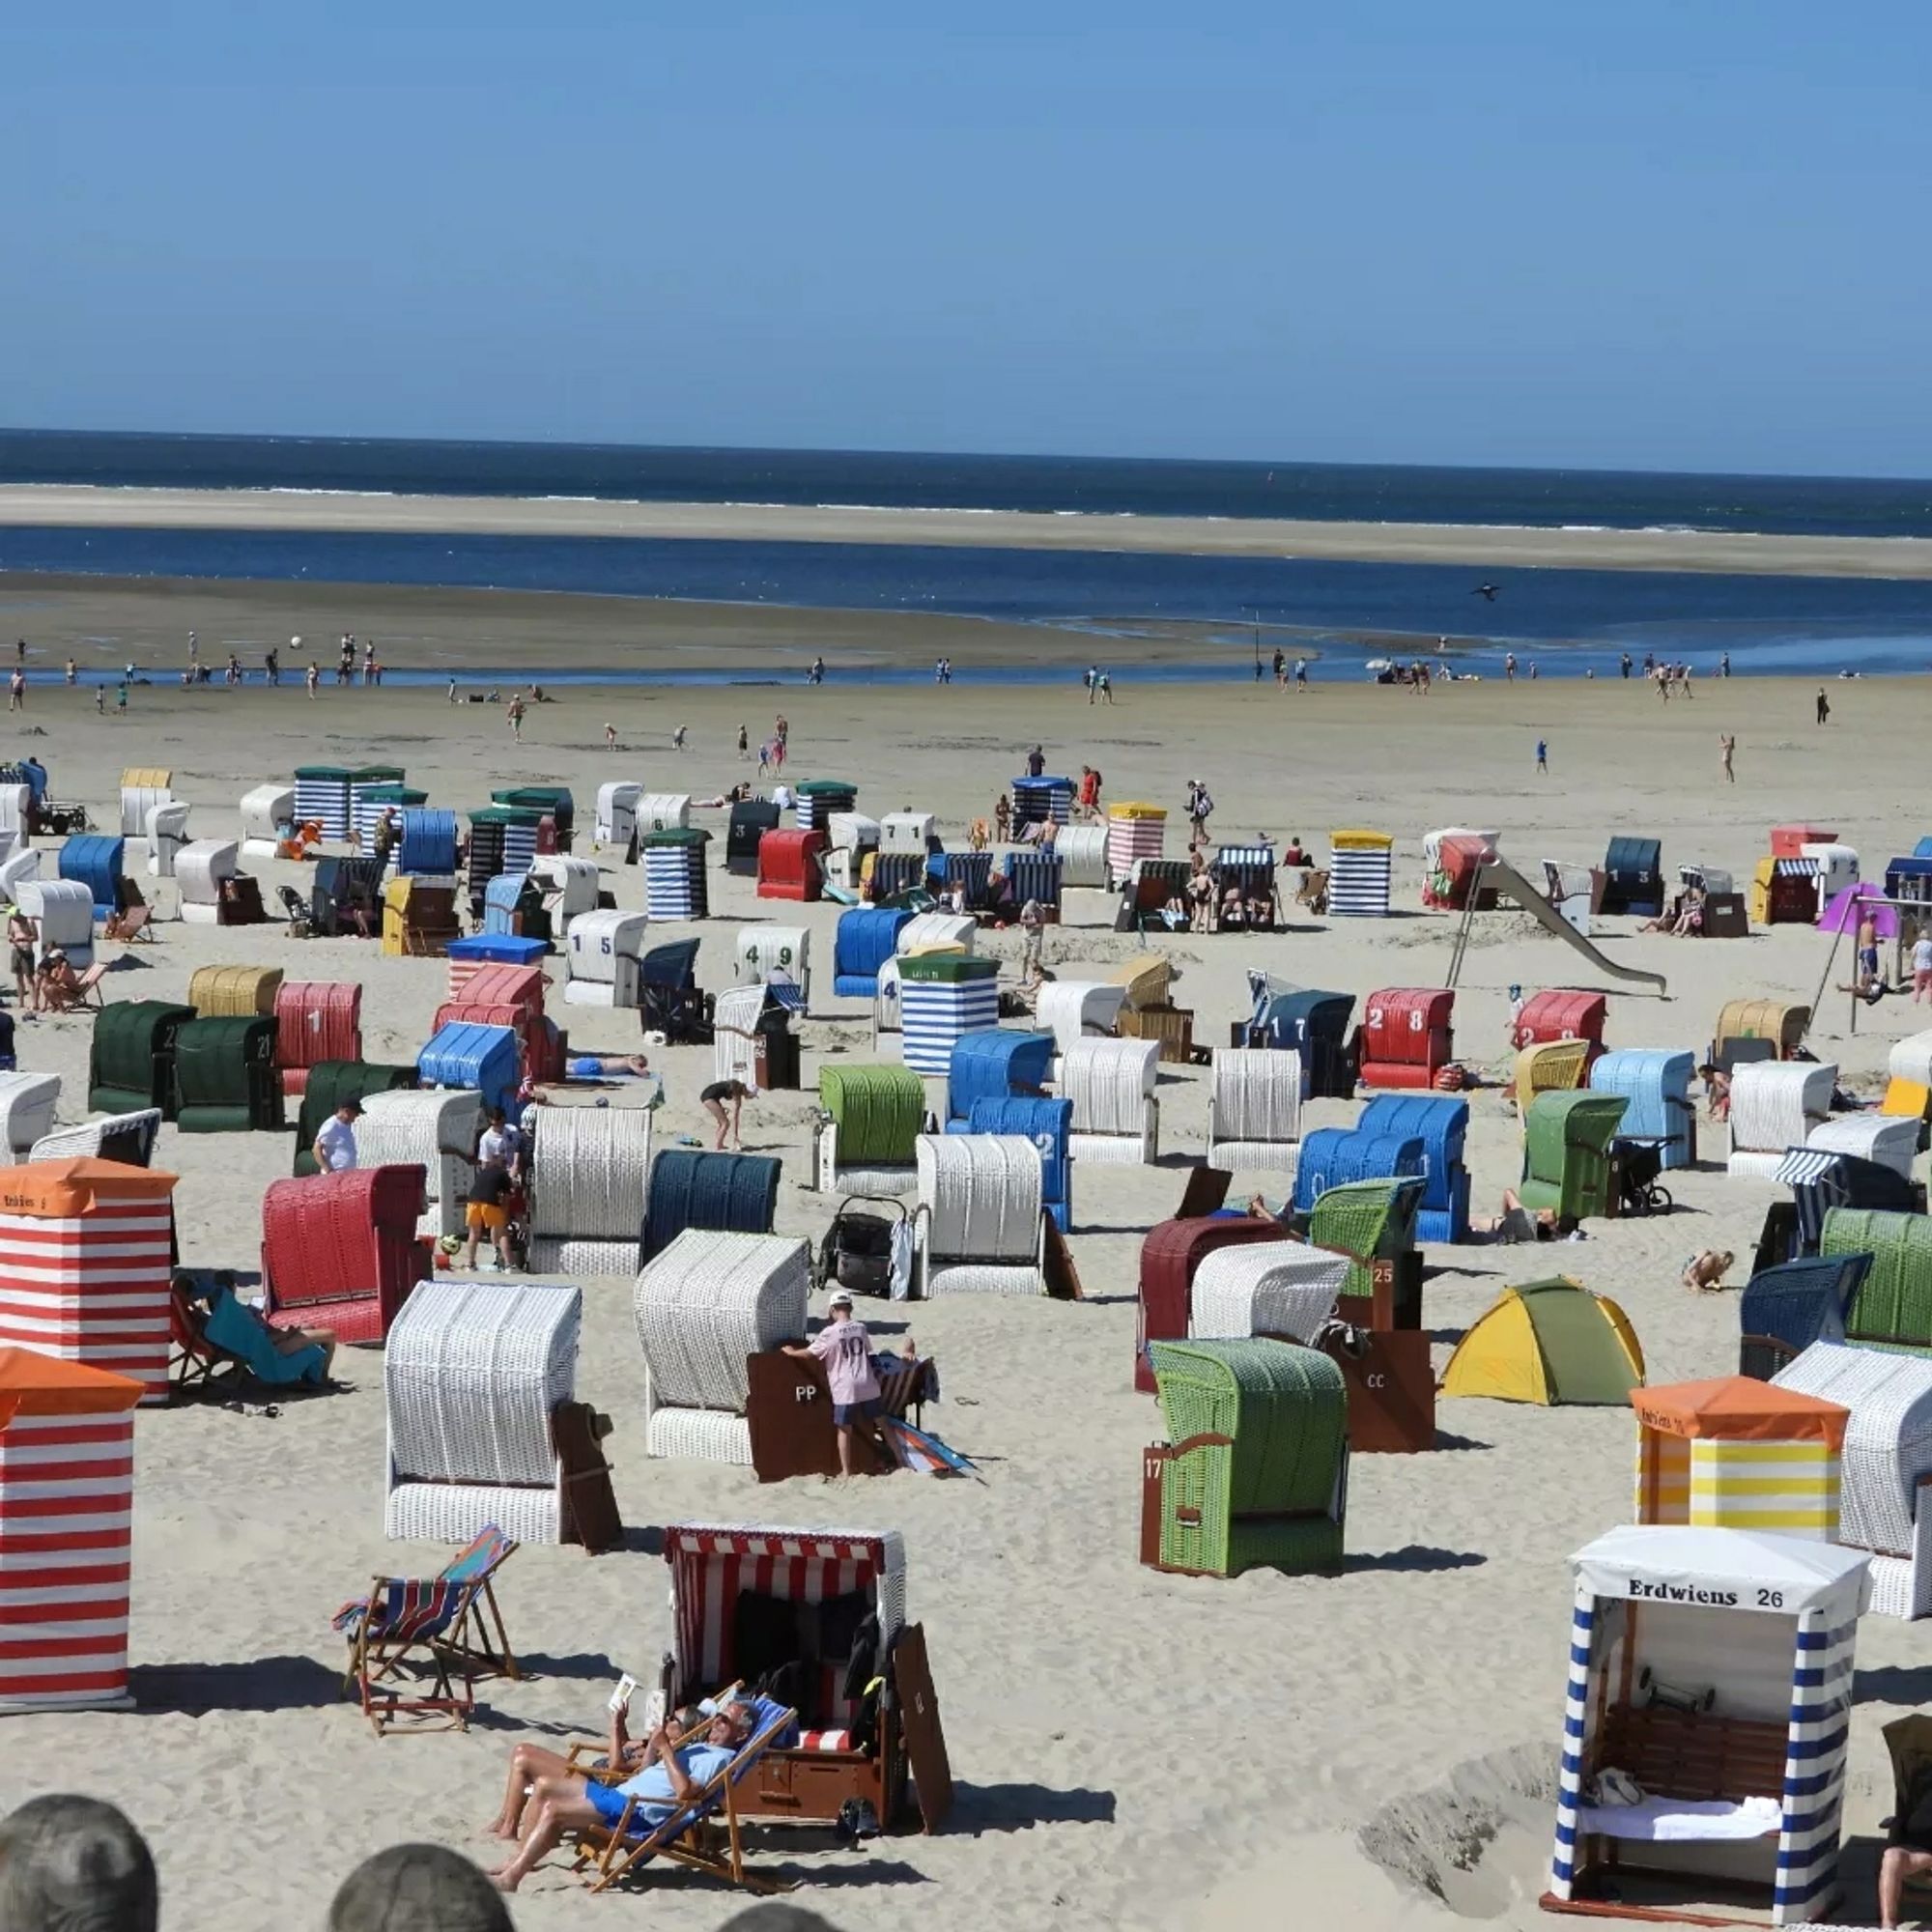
[814,1198,907,1300]
[1614,1136,1673,1217]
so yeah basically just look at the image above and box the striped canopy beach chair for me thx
[333,1524,520,1734]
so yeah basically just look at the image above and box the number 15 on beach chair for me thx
[576,1699,801,1896]
[332,1524,520,1735]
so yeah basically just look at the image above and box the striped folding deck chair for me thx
[576,1700,800,1895]
[332,1524,520,1734]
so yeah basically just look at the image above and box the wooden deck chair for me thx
[332,1525,521,1735]
[1294,868,1330,916]
[172,1274,328,1397]
[104,902,153,943]
[41,961,108,1011]
[577,1701,801,1896]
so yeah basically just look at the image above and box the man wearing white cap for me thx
[783,1288,905,1478]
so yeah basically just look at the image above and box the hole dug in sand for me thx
[1358,1743,1558,1919]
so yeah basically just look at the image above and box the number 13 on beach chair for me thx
[332,1524,520,1735]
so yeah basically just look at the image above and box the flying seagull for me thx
[1472,582,1501,601]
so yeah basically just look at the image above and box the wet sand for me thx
[5,483,1932,577]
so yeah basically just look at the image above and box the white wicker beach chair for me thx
[594,781,641,847]
[1052,823,1109,890]
[356,1089,483,1239]
[383,1278,582,1546]
[880,811,934,855]
[562,908,649,1009]
[1774,1342,1932,1617]
[240,783,294,856]
[1058,1037,1159,1164]
[28,1109,160,1167]
[712,984,766,1089]
[144,799,192,878]
[1804,1113,1918,1182]
[825,810,881,854]
[0,1073,61,1157]
[1205,1048,1304,1178]
[1188,1242,1350,1344]
[913,1133,1046,1296]
[636,792,692,835]
[734,924,811,1009]
[18,879,95,970]
[1034,980,1126,1053]
[175,839,240,924]
[635,1229,810,1463]
[529,853,600,924]
[1726,1061,1836,1179]
[527,1105,651,1240]
[0,848,40,901]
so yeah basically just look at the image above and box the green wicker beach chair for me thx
[1144,1338,1347,1579]
[1307,1176,1423,1300]
[1518,1092,1628,1221]
[1825,1207,1932,1352]
[819,1065,924,1166]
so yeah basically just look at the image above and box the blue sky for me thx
[4,5,1929,474]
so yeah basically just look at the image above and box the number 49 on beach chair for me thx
[332,1524,520,1736]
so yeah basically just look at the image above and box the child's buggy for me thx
[1614,1136,1673,1217]
[814,1197,908,1299]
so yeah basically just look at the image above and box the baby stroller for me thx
[814,1197,909,1300]
[1614,1136,1673,1217]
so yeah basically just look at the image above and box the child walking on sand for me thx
[1535,738,1548,774]
[1720,734,1735,782]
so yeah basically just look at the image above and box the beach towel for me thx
[1577,1794,1780,1841]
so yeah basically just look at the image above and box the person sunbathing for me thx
[32,948,78,1013]
[486,1701,755,1891]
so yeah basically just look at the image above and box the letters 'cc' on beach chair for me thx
[1518,1091,1628,1222]
[1142,1337,1348,1579]
[332,1525,520,1736]
[575,1700,802,1896]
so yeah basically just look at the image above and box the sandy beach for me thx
[0,575,1927,1931]
[7,483,1932,578]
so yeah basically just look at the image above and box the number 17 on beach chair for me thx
[332,1524,520,1735]
[577,1699,801,1896]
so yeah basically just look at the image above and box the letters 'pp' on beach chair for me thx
[332,1525,520,1735]
[576,1700,801,1896]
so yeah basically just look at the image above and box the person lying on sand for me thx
[485,1701,755,1891]
[1682,1249,1734,1293]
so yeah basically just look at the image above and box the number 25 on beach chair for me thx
[332,1524,520,1735]
[576,1699,802,1896]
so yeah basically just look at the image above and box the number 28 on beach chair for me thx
[574,1697,802,1896]
[332,1524,520,1735]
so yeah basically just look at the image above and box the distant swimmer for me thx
[1472,583,1501,601]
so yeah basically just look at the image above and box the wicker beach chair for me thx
[912,1133,1047,1295]
[1725,1060,1835,1179]
[1774,1342,1932,1617]
[639,1150,782,1267]
[1034,979,1126,1052]
[28,1108,162,1168]
[1205,1047,1303,1177]
[526,1103,652,1275]
[635,1230,810,1463]
[1142,1338,1348,1578]
[1308,1175,1424,1306]
[1737,1253,1871,1381]
[1519,1092,1628,1220]
[1826,1207,1932,1351]
[1059,1037,1159,1163]
[1512,1037,1594,1111]
[0,1072,60,1157]
[1806,1112,1919,1182]
[333,1524,520,1735]
[384,1279,583,1546]
[1187,1242,1349,1345]
[355,1088,482,1240]
[811,1064,925,1194]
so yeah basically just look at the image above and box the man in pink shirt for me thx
[784,1289,908,1478]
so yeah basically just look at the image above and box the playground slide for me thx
[1476,860,1668,997]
